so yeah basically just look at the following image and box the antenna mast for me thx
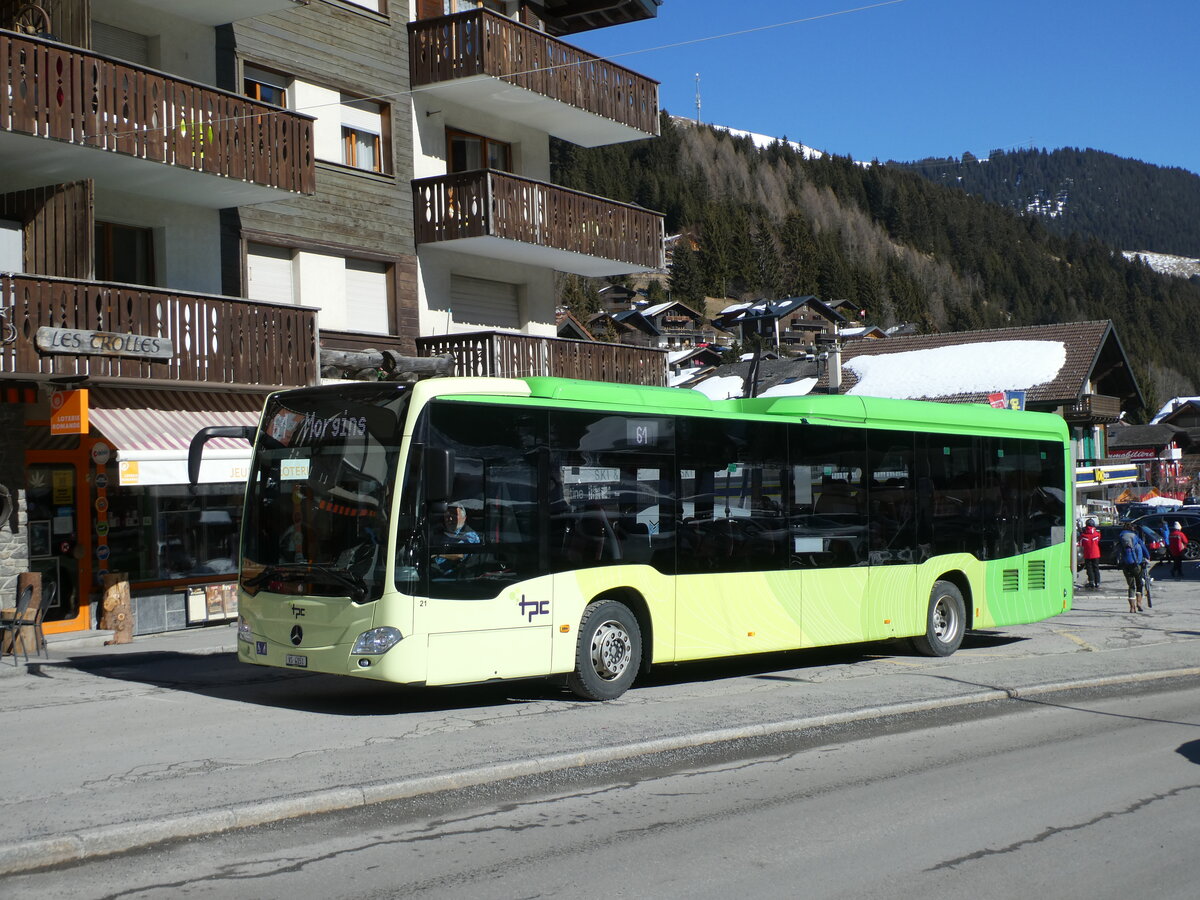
[695,73,701,124]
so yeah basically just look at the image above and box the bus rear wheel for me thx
[568,599,641,701]
[911,580,965,657]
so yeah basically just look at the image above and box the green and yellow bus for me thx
[190,376,1072,700]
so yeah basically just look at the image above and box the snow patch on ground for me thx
[1123,251,1200,279]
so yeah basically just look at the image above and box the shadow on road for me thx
[1176,739,1200,765]
[45,630,1031,716]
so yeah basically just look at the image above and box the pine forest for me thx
[551,116,1200,419]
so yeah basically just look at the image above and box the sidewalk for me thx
[1,568,1198,876]
[0,621,236,677]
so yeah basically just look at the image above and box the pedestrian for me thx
[1115,524,1149,612]
[1167,521,1190,580]
[1078,518,1102,589]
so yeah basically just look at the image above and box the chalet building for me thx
[639,300,715,349]
[0,0,665,638]
[714,296,847,351]
[596,283,642,312]
[840,325,887,341]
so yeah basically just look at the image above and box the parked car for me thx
[1129,513,1200,560]
[1093,524,1167,566]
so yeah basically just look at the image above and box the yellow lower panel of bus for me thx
[426,626,552,685]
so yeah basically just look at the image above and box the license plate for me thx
[285,654,308,668]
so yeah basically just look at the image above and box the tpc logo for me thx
[518,596,549,622]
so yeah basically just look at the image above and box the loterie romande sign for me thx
[36,326,174,360]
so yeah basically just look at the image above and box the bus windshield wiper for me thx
[244,564,367,601]
[306,563,368,601]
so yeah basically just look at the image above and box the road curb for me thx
[3,665,1198,876]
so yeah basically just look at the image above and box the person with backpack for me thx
[1078,518,1102,590]
[1116,524,1150,612]
[1168,521,1190,580]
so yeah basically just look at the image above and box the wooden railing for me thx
[0,274,317,388]
[413,170,664,271]
[409,9,659,136]
[416,331,666,386]
[1064,393,1123,424]
[0,30,315,194]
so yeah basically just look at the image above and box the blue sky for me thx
[573,0,1200,174]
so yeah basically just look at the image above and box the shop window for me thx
[447,128,512,173]
[104,483,243,583]
[95,222,154,286]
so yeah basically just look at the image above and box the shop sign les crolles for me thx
[36,327,174,361]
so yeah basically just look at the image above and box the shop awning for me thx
[87,389,266,486]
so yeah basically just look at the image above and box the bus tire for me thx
[911,580,965,657]
[568,599,641,701]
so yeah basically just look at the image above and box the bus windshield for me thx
[242,384,410,602]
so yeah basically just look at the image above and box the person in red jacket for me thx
[1168,521,1190,580]
[1078,518,1102,590]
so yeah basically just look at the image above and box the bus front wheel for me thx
[911,580,965,657]
[568,599,642,701]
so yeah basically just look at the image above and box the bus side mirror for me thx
[189,426,257,487]
[424,448,454,503]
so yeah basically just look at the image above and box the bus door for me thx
[862,430,918,639]
[674,419,799,658]
[415,400,553,685]
[788,425,873,648]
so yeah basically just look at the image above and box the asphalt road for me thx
[9,678,1200,899]
[1,563,1197,880]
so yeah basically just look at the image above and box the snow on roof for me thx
[666,349,692,364]
[668,369,699,387]
[759,377,818,398]
[641,301,674,317]
[845,340,1066,400]
[1151,396,1200,423]
[691,375,746,401]
[719,301,752,316]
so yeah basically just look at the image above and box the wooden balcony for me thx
[416,330,666,386]
[413,170,664,276]
[0,30,315,207]
[0,274,317,389]
[409,10,658,147]
[1063,393,1123,425]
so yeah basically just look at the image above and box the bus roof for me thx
[415,376,1068,442]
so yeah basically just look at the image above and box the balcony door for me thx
[95,222,154,286]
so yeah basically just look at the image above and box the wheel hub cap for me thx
[590,621,631,681]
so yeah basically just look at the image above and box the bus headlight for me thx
[353,626,403,655]
[237,615,253,643]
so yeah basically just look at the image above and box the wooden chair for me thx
[0,584,34,664]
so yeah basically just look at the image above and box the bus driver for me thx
[432,502,480,575]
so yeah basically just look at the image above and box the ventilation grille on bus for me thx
[1027,559,1047,591]
[1002,568,1020,592]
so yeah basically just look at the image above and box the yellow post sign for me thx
[50,389,89,435]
